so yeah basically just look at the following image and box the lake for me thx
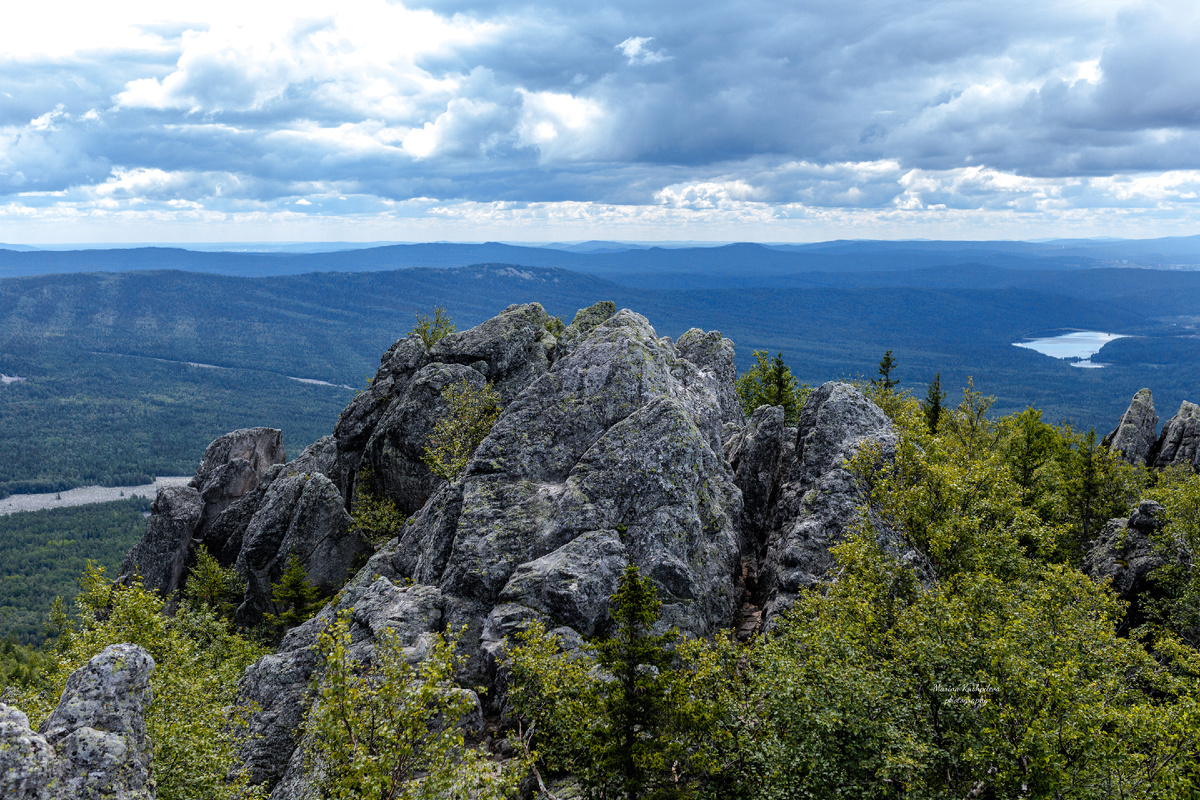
[1012,331,1127,368]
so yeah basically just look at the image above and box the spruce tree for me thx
[736,350,804,425]
[872,350,899,391]
[264,554,323,634]
[922,372,945,434]
[595,564,677,800]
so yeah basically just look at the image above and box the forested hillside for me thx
[0,499,151,643]
[2,261,1199,495]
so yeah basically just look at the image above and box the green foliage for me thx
[7,563,268,800]
[422,379,502,482]
[351,465,407,547]
[412,305,456,349]
[1145,467,1200,646]
[736,350,807,426]
[744,539,1200,799]
[305,610,521,800]
[505,564,741,799]
[544,314,567,336]
[182,546,245,621]
[263,554,324,637]
[0,636,50,693]
[0,498,152,643]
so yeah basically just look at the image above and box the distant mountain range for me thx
[3,236,1200,287]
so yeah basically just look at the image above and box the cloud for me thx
[1,0,1200,240]
[616,36,670,65]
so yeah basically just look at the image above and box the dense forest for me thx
[0,499,152,643]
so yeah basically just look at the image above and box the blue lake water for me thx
[1012,331,1126,368]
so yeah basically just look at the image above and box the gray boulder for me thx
[190,427,287,532]
[1152,401,1200,471]
[727,404,788,556]
[760,382,898,623]
[428,302,556,403]
[361,362,486,517]
[0,645,156,800]
[0,704,55,800]
[553,301,616,360]
[1084,500,1168,631]
[1104,388,1158,466]
[675,328,744,426]
[118,484,202,596]
[233,471,369,627]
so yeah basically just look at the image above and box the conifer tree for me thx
[922,372,945,434]
[264,553,323,634]
[872,349,899,391]
[736,350,805,425]
[596,564,678,800]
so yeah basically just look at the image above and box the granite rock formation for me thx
[1152,401,1200,471]
[113,301,901,798]
[0,644,155,800]
[1104,388,1158,466]
[1084,500,1169,631]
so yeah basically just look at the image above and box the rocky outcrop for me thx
[118,485,202,595]
[120,427,286,598]
[1084,501,1169,631]
[1104,388,1158,466]
[0,645,155,800]
[233,307,754,795]
[1152,401,1200,471]
[393,310,743,654]
[760,382,898,623]
[113,300,902,798]
[192,428,287,531]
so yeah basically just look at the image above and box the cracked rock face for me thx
[760,382,898,623]
[1,644,155,800]
[1084,501,1169,631]
[1152,401,1200,471]
[1104,388,1158,466]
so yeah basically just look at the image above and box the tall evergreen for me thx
[595,564,677,800]
[922,372,945,434]
[264,554,323,635]
[872,350,899,391]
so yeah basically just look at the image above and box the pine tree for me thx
[872,350,899,391]
[922,372,945,434]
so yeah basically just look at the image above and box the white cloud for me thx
[516,90,610,162]
[616,36,670,66]
[2,0,1200,240]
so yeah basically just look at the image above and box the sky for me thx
[2,0,1199,244]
